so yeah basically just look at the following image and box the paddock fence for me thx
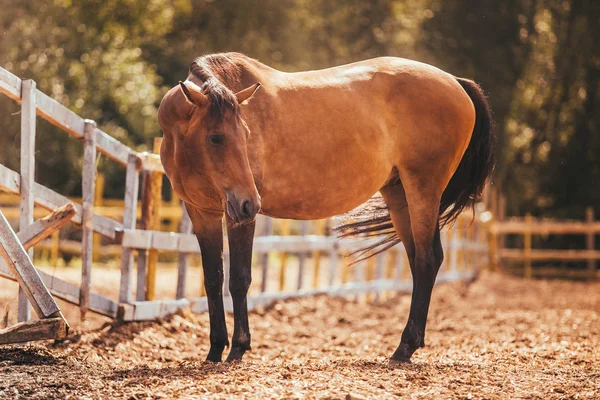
[0,66,488,342]
[490,208,599,279]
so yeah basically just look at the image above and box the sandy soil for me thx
[1,272,599,399]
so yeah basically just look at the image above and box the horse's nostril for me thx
[241,200,252,218]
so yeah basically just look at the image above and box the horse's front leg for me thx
[225,216,255,362]
[186,205,229,362]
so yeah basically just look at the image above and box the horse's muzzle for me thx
[226,192,261,224]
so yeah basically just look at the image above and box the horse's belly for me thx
[258,149,391,220]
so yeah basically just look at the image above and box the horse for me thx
[157,52,494,365]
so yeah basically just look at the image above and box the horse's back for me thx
[246,56,476,219]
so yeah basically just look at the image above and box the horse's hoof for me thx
[225,347,246,363]
[205,349,224,363]
[388,357,411,368]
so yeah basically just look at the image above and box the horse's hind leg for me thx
[381,177,444,364]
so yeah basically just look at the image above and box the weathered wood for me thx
[189,268,475,315]
[0,67,136,168]
[136,171,149,301]
[118,299,190,322]
[0,164,122,239]
[278,219,290,291]
[80,120,97,319]
[260,217,273,292]
[119,153,141,304]
[297,221,309,290]
[16,203,76,249]
[138,152,165,173]
[146,137,163,301]
[491,220,600,234]
[0,210,61,319]
[19,79,36,323]
[0,261,118,318]
[94,127,132,166]
[586,208,595,277]
[92,173,105,262]
[0,66,21,101]
[312,219,326,288]
[524,214,533,279]
[0,317,67,345]
[373,253,385,302]
[499,248,600,261]
[176,206,193,299]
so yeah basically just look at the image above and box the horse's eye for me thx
[208,133,225,145]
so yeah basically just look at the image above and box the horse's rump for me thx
[336,77,495,261]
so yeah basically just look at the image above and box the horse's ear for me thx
[179,80,208,107]
[235,83,261,105]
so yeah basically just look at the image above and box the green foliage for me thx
[0,0,598,220]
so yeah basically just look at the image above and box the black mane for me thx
[189,53,243,121]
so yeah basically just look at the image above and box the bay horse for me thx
[157,52,494,365]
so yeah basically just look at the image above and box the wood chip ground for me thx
[0,272,598,399]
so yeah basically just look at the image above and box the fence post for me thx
[260,217,273,292]
[145,137,163,301]
[297,221,309,290]
[373,253,385,302]
[136,171,149,301]
[119,153,140,304]
[586,207,595,278]
[449,224,459,276]
[312,219,326,288]
[176,205,192,299]
[80,120,97,319]
[278,219,290,291]
[92,172,105,262]
[524,213,532,279]
[18,79,36,322]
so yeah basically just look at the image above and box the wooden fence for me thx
[0,66,487,332]
[490,208,599,279]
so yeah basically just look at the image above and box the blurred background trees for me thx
[0,0,598,219]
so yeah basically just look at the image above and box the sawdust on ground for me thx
[1,272,599,399]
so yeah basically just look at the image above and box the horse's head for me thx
[158,75,261,224]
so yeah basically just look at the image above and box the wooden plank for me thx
[329,241,339,287]
[119,153,140,304]
[524,214,532,279]
[136,171,149,301]
[94,127,132,166]
[278,219,290,291]
[176,206,193,299]
[19,79,36,323]
[0,317,67,345]
[0,66,21,101]
[0,210,61,319]
[118,299,190,321]
[138,152,165,173]
[0,261,118,318]
[119,229,406,256]
[499,248,600,261]
[1,68,134,168]
[491,220,600,235]
[0,163,122,239]
[373,253,385,302]
[312,220,326,288]
[586,208,595,277]
[146,137,163,301]
[260,217,273,292]
[80,120,97,319]
[297,221,309,290]
[16,203,76,249]
[35,89,85,139]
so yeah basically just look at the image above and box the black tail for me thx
[336,77,495,260]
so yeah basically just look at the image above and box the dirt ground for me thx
[1,272,599,399]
